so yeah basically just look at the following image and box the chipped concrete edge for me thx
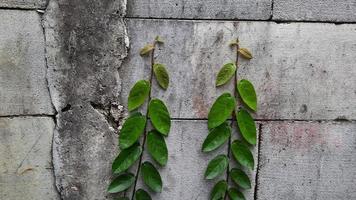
[41,0,129,199]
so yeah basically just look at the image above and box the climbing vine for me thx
[203,39,257,200]
[108,36,171,200]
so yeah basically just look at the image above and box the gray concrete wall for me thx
[1,0,356,200]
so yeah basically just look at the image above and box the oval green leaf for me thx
[228,188,245,200]
[112,143,142,174]
[208,93,236,129]
[135,189,152,200]
[153,63,169,90]
[216,63,237,86]
[202,122,231,152]
[140,44,154,56]
[236,109,257,145]
[119,113,147,149]
[147,130,168,166]
[237,79,257,111]
[141,162,162,193]
[128,80,150,111]
[210,180,228,200]
[231,140,254,170]
[108,173,135,193]
[230,168,251,189]
[238,48,253,59]
[148,99,171,136]
[205,155,229,180]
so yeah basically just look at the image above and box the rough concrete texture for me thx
[273,0,356,22]
[126,19,356,120]
[0,0,47,9]
[0,117,59,200]
[43,0,128,199]
[133,120,228,199]
[127,0,272,20]
[0,10,54,116]
[257,121,356,199]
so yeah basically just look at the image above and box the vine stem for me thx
[130,40,157,200]
[224,38,240,200]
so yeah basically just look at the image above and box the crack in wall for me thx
[254,124,263,200]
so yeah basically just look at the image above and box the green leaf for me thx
[208,93,236,129]
[148,99,171,136]
[216,63,236,86]
[236,109,257,145]
[140,44,155,56]
[230,168,251,189]
[202,122,231,152]
[112,143,142,174]
[228,188,245,200]
[108,173,135,193]
[231,140,254,170]
[153,63,169,89]
[128,80,150,111]
[238,48,253,59]
[237,79,257,111]
[210,180,228,200]
[205,155,229,180]
[147,130,168,166]
[155,36,164,44]
[141,162,162,193]
[119,113,147,149]
[135,189,152,200]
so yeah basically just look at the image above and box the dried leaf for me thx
[238,48,253,59]
[140,44,154,56]
[155,36,164,44]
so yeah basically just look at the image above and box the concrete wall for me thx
[1,0,355,200]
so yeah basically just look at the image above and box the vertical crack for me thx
[269,0,275,20]
[39,6,61,200]
[254,123,263,200]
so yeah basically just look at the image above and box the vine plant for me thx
[108,36,171,200]
[202,39,257,200]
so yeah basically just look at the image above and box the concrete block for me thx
[126,19,356,120]
[273,0,356,22]
[0,0,46,9]
[0,10,54,116]
[127,0,272,20]
[133,120,229,199]
[257,121,356,199]
[0,117,59,200]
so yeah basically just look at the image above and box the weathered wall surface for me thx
[43,0,128,199]
[0,9,59,200]
[1,0,356,200]
[0,0,128,199]
[121,18,356,199]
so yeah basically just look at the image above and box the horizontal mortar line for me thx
[0,114,56,118]
[125,16,356,25]
[0,7,46,11]
[169,117,356,122]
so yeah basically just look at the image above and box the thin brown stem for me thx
[130,40,157,200]
[224,38,240,200]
